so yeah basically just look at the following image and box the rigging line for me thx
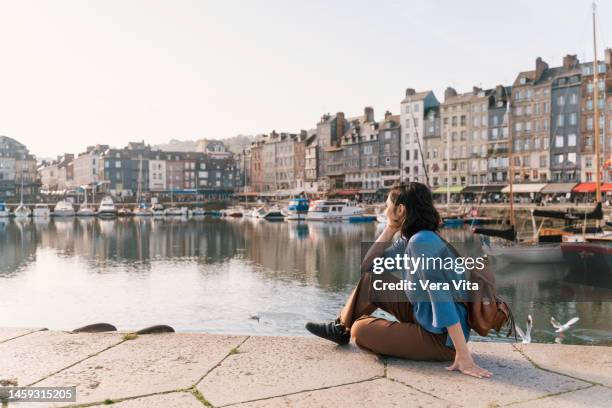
[409,110,431,188]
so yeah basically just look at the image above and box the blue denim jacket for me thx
[385,230,470,348]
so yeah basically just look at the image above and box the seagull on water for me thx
[515,315,533,344]
[550,316,579,333]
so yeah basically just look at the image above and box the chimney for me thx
[444,87,457,101]
[535,57,548,81]
[606,48,612,65]
[335,112,345,141]
[405,88,416,97]
[384,110,392,120]
[563,54,578,70]
[364,107,374,122]
[472,86,482,95]
[494,84,507,103]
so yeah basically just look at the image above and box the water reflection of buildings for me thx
[31,218,248,269]
[0,220,37,274]
[244,220,379,289]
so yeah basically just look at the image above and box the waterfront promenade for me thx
[1,327,610,407]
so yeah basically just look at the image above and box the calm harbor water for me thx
[1,217,611,346]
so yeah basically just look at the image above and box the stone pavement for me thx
[1,327,611,407]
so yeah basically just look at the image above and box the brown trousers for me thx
[339,271,455,362]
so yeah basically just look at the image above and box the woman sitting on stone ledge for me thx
[305,182,492,379]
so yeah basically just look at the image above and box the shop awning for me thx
[234,191,260,196]
[359,189,378,194]
[501,183,546,194]
[572,183,612,193]
[432,186,465,194]
[462,185,507,193]
[541,183,578,194]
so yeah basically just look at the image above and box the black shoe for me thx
[305,321,350,345]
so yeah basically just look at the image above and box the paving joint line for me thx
[385,376,455,404]
[501,384,597,406]
[28,335,129,387]
[192,335,251,388]
[218,376,383,408]
[54,388,194,408]
[511,343,603,386]
[0,328,47,344]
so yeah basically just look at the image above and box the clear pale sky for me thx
[0,0,610,158]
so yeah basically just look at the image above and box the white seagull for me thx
[550,316,579,333]
[515,315,533,344]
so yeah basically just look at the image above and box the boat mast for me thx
[137,154,143,204]
[592,2,602,204]
[507,95,516,229]
[446,125,451,210]
[20,170,25,205]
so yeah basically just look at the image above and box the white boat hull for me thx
[53,210,75,217]
[305,212,363,221]
[13,206,31,218]
[33,209,50,218]
[482,241,564,264]
[77,208,96,217]
[165,207,188,217]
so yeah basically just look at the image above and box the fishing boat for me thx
[53,200,75,217]
[189,207,206,216]
[480,235,564,263]
[77,204,96,217]
[164,206,188,217]
[285,197,309,221]
[152,203,165,217]
[13,174,31,218]
[305,200,364,221]
[0,201,10,218]
[254,206,285,220]
[223,207,244,217]
[97,196,118,219]
[33,204,51,218]
[561,239,612,277]
[117,206,133,217]
[442,216,465,228]
[77,184,96,216]
[13,204,31,218]
[348,214,376,223]
[133,201,153,216]
[132,156,153,216]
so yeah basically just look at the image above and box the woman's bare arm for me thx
[361,225,399,273]
[445,323,492,379]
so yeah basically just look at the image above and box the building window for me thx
[556,114,564,127]
[555,135,564,148]
[556,95,565,106]
[115,161,121,168]
[568,134,576,146]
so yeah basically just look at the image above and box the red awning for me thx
[572,183,612,193]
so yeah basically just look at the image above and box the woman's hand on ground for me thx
[446,352,492,379]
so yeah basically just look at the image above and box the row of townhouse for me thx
[0,136,40,200]
[40,140,243,197]
[246,108,402,196]
[244,50,611,198]
[408,51,612,194]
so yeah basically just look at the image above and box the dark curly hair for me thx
[388,182,440,240]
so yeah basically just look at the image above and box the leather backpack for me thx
[438,234,515,338]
